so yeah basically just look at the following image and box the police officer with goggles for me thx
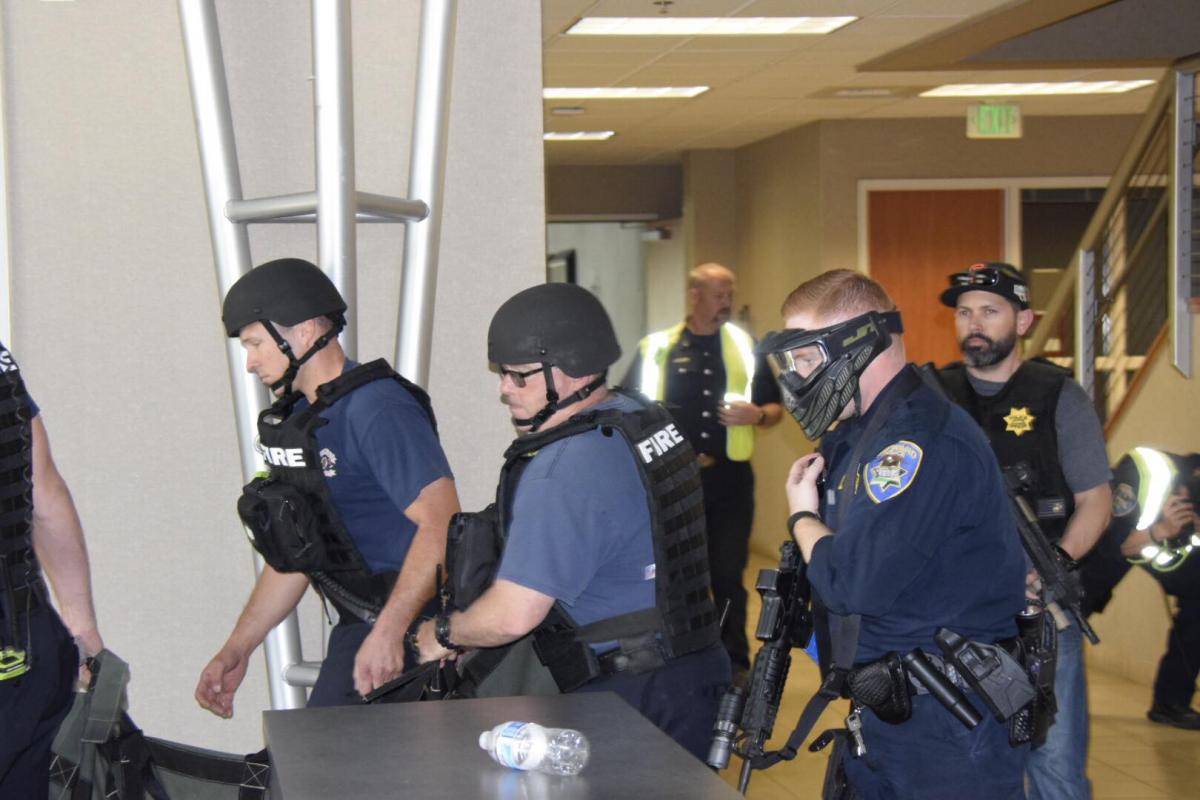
[196,258,459,714]
[1,340,103,800]
[938,261,1111,800]
[758,270,1027,799]
[414,282,730,760]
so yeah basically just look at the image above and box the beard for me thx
[960,331,1017,368]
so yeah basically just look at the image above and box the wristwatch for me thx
[788,510,821,532]
[434,612,464,653]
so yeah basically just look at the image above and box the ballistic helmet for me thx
[757,310,903,439]
[222,258,347,337]
[487,283,620,377]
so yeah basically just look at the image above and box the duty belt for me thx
[596,640,668,677]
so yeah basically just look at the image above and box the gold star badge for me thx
[1004,406,1036,436]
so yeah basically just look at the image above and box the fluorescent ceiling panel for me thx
[543,87,709,99]
[565,17,857,36]
[544,131,616,141]
[922,80,1156,97]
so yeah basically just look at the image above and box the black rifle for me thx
[707,539,813,794]
[1004,463,1099,645]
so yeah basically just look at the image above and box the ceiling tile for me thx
[540,0,1178,164]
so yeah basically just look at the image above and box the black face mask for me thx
[757,310,903,440]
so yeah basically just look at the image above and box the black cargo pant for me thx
[0,604,77,800]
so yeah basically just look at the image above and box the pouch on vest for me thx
[237,477,331,574]
[531,626,602,692]
[445,504,501,610]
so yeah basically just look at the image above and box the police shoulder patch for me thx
[1111,482,1138,518]
[863,440,923,504]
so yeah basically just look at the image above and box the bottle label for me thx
[494,722,529,769]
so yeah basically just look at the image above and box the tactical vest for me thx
[938,360,1073,542]
[237,359,437,624]
[0,343,39,650]
[447,391,720,694]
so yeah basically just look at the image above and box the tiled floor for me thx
[716,552,1200,799]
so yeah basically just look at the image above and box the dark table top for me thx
[264,691,741,799]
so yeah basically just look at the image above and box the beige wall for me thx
[683,149,737,270]
[545,164,681,220]
[728,114,1145,557]
[1088,324,1200,685]
[642,219,686,336]
[4,0,544,751]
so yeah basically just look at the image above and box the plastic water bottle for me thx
[479,721,590,776]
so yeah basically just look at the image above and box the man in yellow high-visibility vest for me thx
[622,263,782,681]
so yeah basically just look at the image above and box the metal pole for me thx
[228,190,426,224]
[1170,66,1195,377]
[178,0,307,710]
[396,0,457,385]
[313,0,357,357]
[1076,248,1096,401]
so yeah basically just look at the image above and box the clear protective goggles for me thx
[757,310,903,382]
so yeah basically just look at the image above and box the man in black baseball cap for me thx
[936,261,1111,800]
[939,261,1031,312]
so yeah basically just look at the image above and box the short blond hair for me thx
[780,269,894,321]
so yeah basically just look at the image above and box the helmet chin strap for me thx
[261,317,345,395]
[511,365,606,433]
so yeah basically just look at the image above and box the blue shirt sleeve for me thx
[497,474,609,602]
[348,385,453,513]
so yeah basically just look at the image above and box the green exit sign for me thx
[967,102,1022,139]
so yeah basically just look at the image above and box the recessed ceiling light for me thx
[921,80,1155,98]
[544,131,615,142]
[544,87,709,100]
[565,17,857,36]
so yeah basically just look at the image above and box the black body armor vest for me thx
[237,359,437,624]
[1,344,40,649]
[938,360,1074,542]
[445,392,720,693]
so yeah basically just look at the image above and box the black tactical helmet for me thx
[222,258,347,337]
[487,283,620,377]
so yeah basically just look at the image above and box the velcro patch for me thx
[864,440,923,504]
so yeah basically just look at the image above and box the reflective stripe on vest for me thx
[637,321,757,461]
[1130,447,1177,532]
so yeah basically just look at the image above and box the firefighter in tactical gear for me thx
[195,258,459,714]
[414,282,730,761]
[0,341,103,800]
[937,262,1111,800]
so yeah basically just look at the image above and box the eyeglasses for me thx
[498,365,542,388]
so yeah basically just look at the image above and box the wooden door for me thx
[867,189,1005,367]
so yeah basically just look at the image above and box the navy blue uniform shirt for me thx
[809,365,1025,663]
